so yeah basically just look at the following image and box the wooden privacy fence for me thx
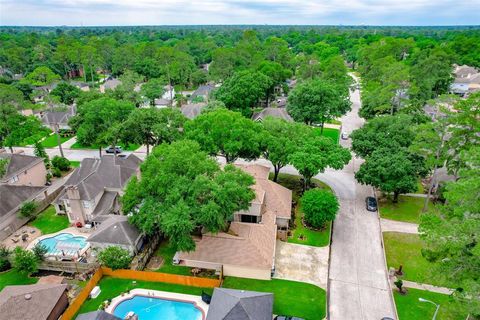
[61,267,221,320]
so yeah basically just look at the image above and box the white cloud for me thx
[0,0,479,25]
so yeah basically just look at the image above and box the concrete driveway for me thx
[273,240,329,289]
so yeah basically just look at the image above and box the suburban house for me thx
[87,215,144,255]
[0,184,47,240]
[33,83,58,103]
[252,107,293,122]
[181,102,207,119]
[206,288,274,320]
[190,84,215,102]
[53,154,141,226]
[177,164,292,280]
[450,64,480,96]
[39,105,76,131]
[162,84,175,100]
[100,78,122,93]
[71,81,90,92]
[0,153,47,186]
[0,283,69,320]
[154,98,171,108]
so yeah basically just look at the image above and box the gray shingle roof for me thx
[76,311,122,320]
[58,154,141,201]
[181,103,207,119]
[206,288,273,320]
[0,184,46,218]
[252,108,293,122]
[0,283,67,320]
[87,215,141,246]
[0,153,43,181]
[191,84,215,99]
[41,106,76,126]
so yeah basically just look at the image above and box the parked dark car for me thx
[274,316,304,320]
[366,196,378,212]
[105,146,123,154]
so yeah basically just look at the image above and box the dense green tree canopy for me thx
[22,66,60,86]
[122,140,255,251]
[185,108,263,163]
[290,135,351,190]
[302,189,339,229]
[215,70,271,114]
[50,82,81,104]
[69,97,135,147]
[287,79,351,130]
[420,147,480,316]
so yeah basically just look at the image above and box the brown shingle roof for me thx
[0,283,67,320]
[179,164,292,269]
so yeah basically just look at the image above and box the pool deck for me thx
[27,227,91,260]
[106,288,209,319]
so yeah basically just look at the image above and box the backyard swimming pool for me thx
[113,295,204,320]
[37,232,88,256]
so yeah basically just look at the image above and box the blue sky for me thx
[1,0,479,26]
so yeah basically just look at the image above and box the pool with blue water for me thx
[38,233,87,255]
[113,295,203,320]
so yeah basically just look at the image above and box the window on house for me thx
[241,215,258,223]
[82,201,91,209]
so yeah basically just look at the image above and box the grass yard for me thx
[289,204,331,247]
[40,134,73,148]
[16,128,51,147]
[272,173,332,247]
[70,141,140,151]
[384,232,449,288]
[379,195,432,224]
[70,161,81,168]
[154,241,191,276]
[0,269,38,290]
[394,288,467,320]
[313,127,340,143]
[77,277,213,315]
[223,277,326,320]
[28,205,70,235]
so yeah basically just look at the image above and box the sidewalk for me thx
[381,218,419,234]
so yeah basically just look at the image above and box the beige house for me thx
[0,153,47,186]
[53,155,141,226]
[178,164,292,280]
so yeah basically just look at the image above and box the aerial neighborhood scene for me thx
[0,1,479,320]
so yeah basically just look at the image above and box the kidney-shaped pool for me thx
[113,295,204,320]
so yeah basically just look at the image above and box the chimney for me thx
[66,186,81,200]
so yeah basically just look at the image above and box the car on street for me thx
[341,132,349,140]
[366,196,378,212]
[105,146,123,154]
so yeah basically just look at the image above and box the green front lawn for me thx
[289,204,331,247]
[394,288,467,320]
[40,134,73,148]
[0,269,38,291]
[223,277,326,320]
[154,241,191,276]
[70,142,140,151]
[28,205,70,235]
[384,232,449,288]
[16,128,51,147]
[272,173,332,247]
[313,127,340,143]
[70,161,81,168]
[379,195,432,224]
[77,277,213,315]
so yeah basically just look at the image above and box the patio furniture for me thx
[11,238,19,243]
[21,234,29,241]
[30,230,36,234]
[201,291,212,304]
